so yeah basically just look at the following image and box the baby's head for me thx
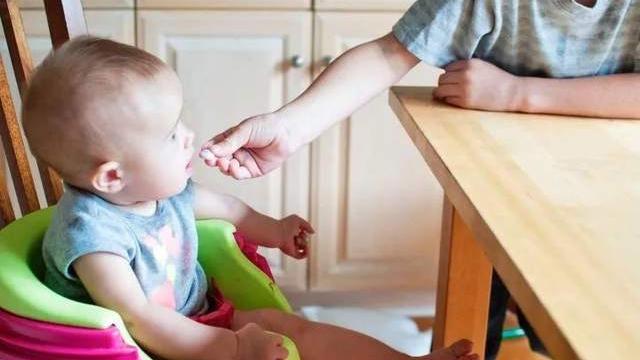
[23,36,194,204]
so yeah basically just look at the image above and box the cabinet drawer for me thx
[137,0,310,10]
[315,0,414,11]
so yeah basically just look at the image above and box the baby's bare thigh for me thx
[232,309,308,336]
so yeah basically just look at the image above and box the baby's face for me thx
[117,69,195,202]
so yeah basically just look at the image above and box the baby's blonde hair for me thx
[22,36,169,184]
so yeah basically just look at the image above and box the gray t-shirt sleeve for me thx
[48,210,136,281]
[392,0,495,67]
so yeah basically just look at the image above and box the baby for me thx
[23,36,476,360]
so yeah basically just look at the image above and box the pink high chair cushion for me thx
[0,308,138,360]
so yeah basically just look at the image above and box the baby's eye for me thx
[170,132,177,141]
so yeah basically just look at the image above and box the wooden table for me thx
[389,87,640,360]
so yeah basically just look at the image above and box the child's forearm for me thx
[194,183,282,247]
[75,253,238,360]
[518,73,640,119]
[279,32,419,148]
[228,201,282,248]
[126,302,238,360]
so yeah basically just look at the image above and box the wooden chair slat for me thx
[38,165,62,205]
[44,0,87,48]
[0,54,39,216]
[0,159,15,227]
[40,0,88,203]
[1,0,63,206]
[40,0,87,203]
[0,0,33,96]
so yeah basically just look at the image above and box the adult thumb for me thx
[210,125,250,157]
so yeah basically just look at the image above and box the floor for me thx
[414,312,551,360]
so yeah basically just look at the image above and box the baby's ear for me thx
[91,161,124,194]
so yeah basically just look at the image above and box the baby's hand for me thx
[235,323,288,360]
[278,215,314,259]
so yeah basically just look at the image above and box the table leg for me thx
[432,197,493,358]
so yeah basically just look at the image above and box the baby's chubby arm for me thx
[73,253,238,359]
[74,253,287,360]
[434,58,640,119]
[193,182,314,258]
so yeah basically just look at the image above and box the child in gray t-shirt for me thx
[43,180,208,316]
[199,1,640,358]
[25,36,477,360]
[201,0,640,178]
[396,1,639,357]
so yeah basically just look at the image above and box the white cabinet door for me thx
[0,10,134,212]
[310,12,443,291]
[138,11,311,291]
[315,0,414,11]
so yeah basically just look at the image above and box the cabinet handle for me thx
[321,55,334,67]
[291,55,306,68]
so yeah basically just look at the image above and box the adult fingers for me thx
[204,124,252,158]
[233,148,263,178]
[444,59,470,72]
[433,84,463,99]
[438,71,465,85]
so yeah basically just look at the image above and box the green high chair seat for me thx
[0,207,300,359]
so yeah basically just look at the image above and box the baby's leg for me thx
[233,309,477,360]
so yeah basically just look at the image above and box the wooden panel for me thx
[389,86,640,359]
[433,198,491,358]
[137,0,310,9]
[310,12,444,292]
[315,0,414,11]
[138,10,311,291]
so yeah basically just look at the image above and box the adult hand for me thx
[434,59,524,112]
[199,113,297,180]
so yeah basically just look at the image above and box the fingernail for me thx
[199,149,214,160]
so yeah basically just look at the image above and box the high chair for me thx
[0,1,300,359]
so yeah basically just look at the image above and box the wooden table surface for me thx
[389,86,640,360]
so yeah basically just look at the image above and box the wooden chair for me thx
[0,0,86,228]
[0,2,300,359]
